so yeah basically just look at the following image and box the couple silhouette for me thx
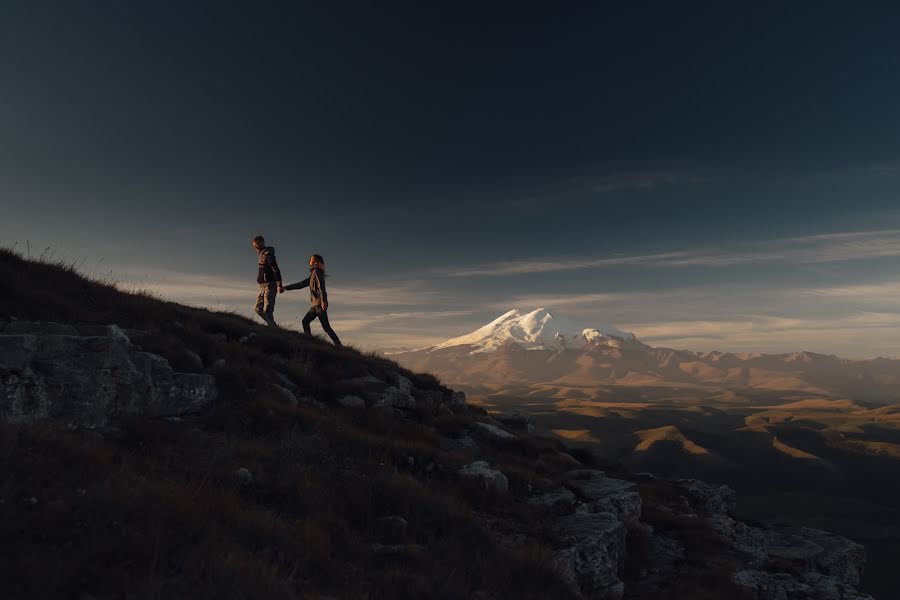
[252,235,342,346]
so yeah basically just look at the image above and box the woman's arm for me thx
[283,278,310,291]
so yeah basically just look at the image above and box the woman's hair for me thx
[311,254,326,276]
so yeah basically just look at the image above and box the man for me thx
[251,235,284,327]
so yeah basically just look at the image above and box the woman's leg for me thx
[301,306,318,335]
[316,307,342,346]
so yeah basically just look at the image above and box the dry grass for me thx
[0,248,582,599]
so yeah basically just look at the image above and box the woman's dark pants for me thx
[302,306,342,346]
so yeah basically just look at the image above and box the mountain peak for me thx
[426,308,634,354]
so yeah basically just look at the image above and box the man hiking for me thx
[251,234,284,327]
[284,254,342,346]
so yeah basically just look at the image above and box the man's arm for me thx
[267,252,284,292]
[283,278,310,291]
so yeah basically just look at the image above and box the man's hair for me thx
[252,235,265,244]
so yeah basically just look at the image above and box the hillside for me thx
[0,249,876,599]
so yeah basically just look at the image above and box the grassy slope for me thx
[0,249,747,599]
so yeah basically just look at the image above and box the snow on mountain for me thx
[425,308,635,354]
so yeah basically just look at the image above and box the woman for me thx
[284,254,342,346]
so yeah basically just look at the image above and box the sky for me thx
[2,2,900,357]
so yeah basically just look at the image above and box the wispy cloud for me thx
[435,228,900,277]
[585,171,716,194]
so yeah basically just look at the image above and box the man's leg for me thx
[263,283,278,327]
[301,306,317,335]
[316,307,342,346]
[254,286,267,322]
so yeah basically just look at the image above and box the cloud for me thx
[435,228,900,277]
[585,171,716,194]
[625,312,900,358]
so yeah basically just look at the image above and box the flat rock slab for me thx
[473,421,515,440]
[734,570,874,600]
[527,487,581,516]
[565,470,642,523]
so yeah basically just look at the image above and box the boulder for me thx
[711,516,867,587]
[786,527,867,586]
[337,395,366,409]
[473,421,515,440]
[498,413,536,433]
[375,385,416,410]
[0,324,217,428]
[553,511,627,600]
[527,487,581,516]
[446,390,467,410]
[458,461,508,495]
[565,470,642,524]
[733,570,874,600]
[676,478,736,516]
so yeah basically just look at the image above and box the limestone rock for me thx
[498,413,536,433]
[565,470,642,524]
[553,511,627,600]
[447,390,467,410]
[337,395,365,408]
[375,384,416,410]
[734,570,874,600]
[527,487,581,516]
[473,421,515,440]
[458,461,508,495]
[676,478,736,516]
[0,323,217,428]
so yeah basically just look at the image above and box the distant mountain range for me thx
[392,308,900,402]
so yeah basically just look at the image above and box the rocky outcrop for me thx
[676,478,736,516]
[374,373,416,410]
[458,461,509,495]
[497,412,536,433]
[473,421,515,440]
[553,511,627,600]
[338,371,465,413]
[565,470,642,524]
[673,478,872,599]
[527,487,581,516]
[734,570,874,600]
[0,321,217,428]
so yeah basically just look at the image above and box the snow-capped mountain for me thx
[391,308,900,402]
[423,308,635,354]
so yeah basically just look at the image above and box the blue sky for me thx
[2,2,900,356]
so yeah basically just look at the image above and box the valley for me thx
[393,308,900,598]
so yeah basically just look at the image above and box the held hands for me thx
[320,302,327,311]
[278,285,285,294]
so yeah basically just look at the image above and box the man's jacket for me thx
[257,246,282,285]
